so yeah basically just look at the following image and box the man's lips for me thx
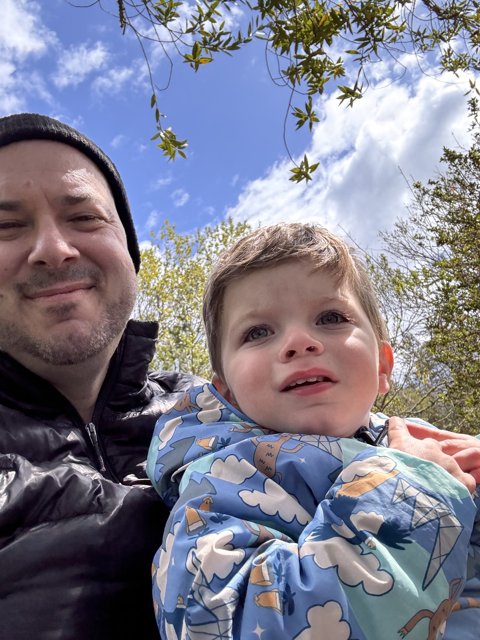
[280,368,337,392]
[26,282,94,299]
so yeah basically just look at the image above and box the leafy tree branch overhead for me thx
[72,0,479,181]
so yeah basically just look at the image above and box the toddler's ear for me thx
[378,342,394,395]
[212,373,236,405]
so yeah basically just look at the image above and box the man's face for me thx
[215,259,393,437]
[0,139,137,369]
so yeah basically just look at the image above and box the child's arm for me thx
[153,432,477,640]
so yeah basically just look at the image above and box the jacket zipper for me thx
[85,422,107,474]
[81,334,125,481]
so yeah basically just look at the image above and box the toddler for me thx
[148,223,480,639]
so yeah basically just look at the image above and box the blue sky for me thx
[1,0,477,252]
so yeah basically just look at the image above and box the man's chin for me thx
[20,339,106,366]
[1,323,122,367]
[0,294,134,368]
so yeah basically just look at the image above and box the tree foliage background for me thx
[80,0,480,181]
[136,100,479,432]
[371,97,479,434]
[136,218,250,377]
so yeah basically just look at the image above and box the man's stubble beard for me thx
[0,268,137,366]
[0,294,136,366]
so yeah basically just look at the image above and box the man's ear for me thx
[378,341,394,395]
[212,373,236,405]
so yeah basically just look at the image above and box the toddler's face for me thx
[214,260,393,437]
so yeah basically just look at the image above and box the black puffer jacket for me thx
[0,320,200,640]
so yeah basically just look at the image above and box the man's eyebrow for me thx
[0,193,113,217]
[59,193,93,206]
[61,192,116,219]
[0,192,94,210]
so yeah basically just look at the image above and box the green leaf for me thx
[289,154,319,183]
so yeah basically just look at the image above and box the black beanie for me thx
[0,113,141,272]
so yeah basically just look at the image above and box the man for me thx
[0,113,199,639]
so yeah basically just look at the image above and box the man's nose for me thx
[27,222,80,267]
[279,328,324,362]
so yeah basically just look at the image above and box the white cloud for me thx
[21,70,55,105]
[227,67,476,252]
[218,3,244,31]
[0,1,56,112]
[339,455,397,483]
[171,188,190,207]
[209,455,257,484]
[155,521,180,602]
[145,209,161,231]
[110,133,126,149]
[204,205,216,218]
[151,415,184,452]
[350,510,385,536]
[300,536,393,594]
[239,478,311,525]
[0,61,21,112]
[139,239,155,251]
[295,602,351,640]
[0,0,55,59]
[196,385,223,412]
[186,529,245,583]
[152,175,173,189]
[53,42,109,89]
[92,65,136,96]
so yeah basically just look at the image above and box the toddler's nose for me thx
[280,330,323,362]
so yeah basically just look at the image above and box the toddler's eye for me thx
[244,326,272,342]
[318,311,349,325]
